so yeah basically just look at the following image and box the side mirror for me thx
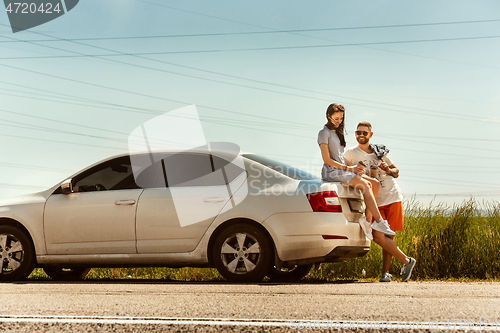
[61,179,73,195]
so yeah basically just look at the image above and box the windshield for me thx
[243,154,319,181]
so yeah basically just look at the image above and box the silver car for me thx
[0,149,370,282]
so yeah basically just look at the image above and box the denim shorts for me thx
[321,165,357,185]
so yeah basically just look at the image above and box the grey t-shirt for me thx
[317,126,346,164]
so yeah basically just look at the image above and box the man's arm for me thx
[379,161,399,178]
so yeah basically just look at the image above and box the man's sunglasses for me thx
[355,130,369,136]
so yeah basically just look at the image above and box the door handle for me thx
[204,197,225,202]
[115,200,136,205]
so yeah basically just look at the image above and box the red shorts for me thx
[378,201,403,231]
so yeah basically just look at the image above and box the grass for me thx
[28,198,500,282]
[308,197,500,281]
[28,267,224,281]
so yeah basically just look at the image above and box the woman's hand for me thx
[348,165,364,175]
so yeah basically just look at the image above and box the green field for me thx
[28,198,500,282]
[311,198,500,281]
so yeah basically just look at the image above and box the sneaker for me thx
[372,220,396,236]
[379,272,392,282]
[358,217,373,240]
[400,257,416,282]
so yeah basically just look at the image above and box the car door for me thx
[134,152,247,253]
[44,156,143,255]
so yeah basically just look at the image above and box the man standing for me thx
[344,121,408,282]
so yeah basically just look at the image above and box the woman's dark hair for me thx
[325,103,346,147]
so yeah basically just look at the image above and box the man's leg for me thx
[372,230,408,264]
[379,205,392,274]
[381,202,404,273]
[382,235,394,274]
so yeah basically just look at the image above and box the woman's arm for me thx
[320,143,362,173]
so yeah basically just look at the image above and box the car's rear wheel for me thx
[213,224,272,282]
[43,267,91,281]
[267,263,313,282]
[0,225,35,281]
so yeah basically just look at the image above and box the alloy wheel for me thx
[0,233,24,273]
[221,232,261,274]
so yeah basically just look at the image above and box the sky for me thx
[0,0,499,207]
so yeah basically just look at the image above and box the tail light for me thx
[322,235,348,240]
[306,191,342,212]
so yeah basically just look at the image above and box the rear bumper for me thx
[323,246,370,262]
[262,212,371,262]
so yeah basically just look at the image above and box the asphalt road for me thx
[1,281,499,332]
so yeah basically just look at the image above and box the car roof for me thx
[57,148,246,184]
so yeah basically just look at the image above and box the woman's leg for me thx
[372,230,409,265]
[347,176,382,222]
[360,175,379,222]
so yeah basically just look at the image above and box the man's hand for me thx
[379,162,399,178]
[379,161,390,173]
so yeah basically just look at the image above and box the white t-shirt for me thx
[344,146,403,207]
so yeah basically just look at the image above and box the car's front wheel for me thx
[43,267,91,281]
[267,264,313,282]
[0,225,35,281]
[213,224,272,282]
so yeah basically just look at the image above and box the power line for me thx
[395,162,496,168]
[379,145,500,160]
[1,97,497,163]
[127,0,500,111]
[0,132,126,151]
[0,162,74,173]
[2,109,496,167]
[1,84,497,161]
[402,193,500,197]
[0,32,495,153]
[2,25,494,124]
[0,62,330,129]
[134,0,500,72]
[376,135,498,153]
[401,179,500,190]
[379,134,500,142]
[0,108,148,137]
[3,35,500,60]
[12,27,479,125]
[0,183,47,190]
[404,170,498,173]
[2,22,496,124]
[0,46,488,125]
[0,116,133,144]
[0,89,314,133]
[3,78,496,138]
[2,19,500,43]
[404,175,500,187]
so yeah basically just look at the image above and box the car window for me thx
[73,156,139,192]
[212,155,246,185]
[134,153,245,188]
[243,153,319,180]
[134,158,167,189]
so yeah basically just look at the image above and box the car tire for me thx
[0,225,35,281]
[43,267,91,281]
[267,264,313,282]
[213,223,272,283]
